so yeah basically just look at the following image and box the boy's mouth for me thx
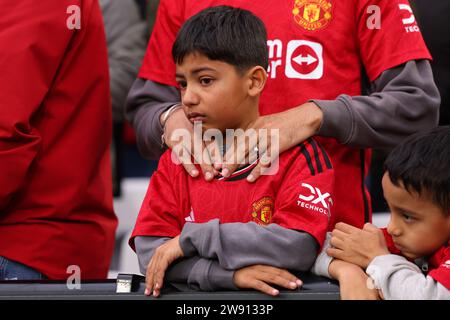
[393,241,404,251]
[187,112,207,123]
[393,241,414,257]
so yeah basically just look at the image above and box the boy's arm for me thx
[367,255,450,300]
[179,220,318,271]
[135,236,238,291]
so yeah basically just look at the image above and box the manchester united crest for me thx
[292,0,332,31]
[251,197,274,226]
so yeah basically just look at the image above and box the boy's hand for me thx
[233,265,303,296]
[145,236,184,297]
[220,102,323,182]
[327,223,390,269]
[328,259,380,300]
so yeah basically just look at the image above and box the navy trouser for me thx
[0,256,46,280]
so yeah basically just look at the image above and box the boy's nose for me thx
[387,216,402,237]
[182,86,200,107]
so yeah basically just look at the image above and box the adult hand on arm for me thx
[327,223,390,269]
[220,102,323,181]
[328,259,380,300]
[145,235,184,297]
[233,265,303,296]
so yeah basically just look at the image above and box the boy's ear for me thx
[246,66,267,97]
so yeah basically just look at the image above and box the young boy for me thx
[129,6,335,297]
[314,126,450,299]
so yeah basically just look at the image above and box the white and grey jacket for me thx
[366,255,450,300]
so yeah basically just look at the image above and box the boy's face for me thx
[175,53,258,133]
[382,172,450,260]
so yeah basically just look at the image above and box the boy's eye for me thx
[402,213,415,222]
[177,80,187,89]
[200,77,213,86]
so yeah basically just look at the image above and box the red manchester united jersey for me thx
[139,0,431,228]
[131,139,335,249]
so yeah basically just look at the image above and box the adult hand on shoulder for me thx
[219,102,323,182]
[164,108,221,181]
[327,222,390,269]
[233,265,303,296]
[163,107,220,181]
[144,235,184,298]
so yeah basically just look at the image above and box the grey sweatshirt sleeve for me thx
[366,254,450,300]
[134,236,238,291]
[179,219,319,271]
[125,78,180,160]
[313,60,440,149]
[101,0,148,123]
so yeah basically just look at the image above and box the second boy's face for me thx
[175,53,258,133]
[382,173,450,260]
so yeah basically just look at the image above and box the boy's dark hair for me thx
[384,126,450,215]
[172,6,268,73]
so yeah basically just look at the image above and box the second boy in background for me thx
[314,126,450,299]
[130,6,335,297]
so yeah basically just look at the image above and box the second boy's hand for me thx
[327,222,390,269]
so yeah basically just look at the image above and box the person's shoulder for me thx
[157,149,186,176]
[280,138,333,173]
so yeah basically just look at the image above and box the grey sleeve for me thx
[101,0,148,123]
[134,236,238,291]
[366,254,450,300]
[125,78,180,160]
[313,60,440,149]
[179,219,319,271]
